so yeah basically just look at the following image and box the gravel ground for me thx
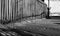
[1,18,60,36]
[4,18,60,36]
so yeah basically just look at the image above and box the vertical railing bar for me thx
[3,0,4,20]
[20,0,22,20]
[30,1,32,19]
[20,0,23,21]
[8,0,9,20]
[35,0,36,24]
[11,0,13,21]
[22,0,23,21]
[1,0,2,23]
[17,0,18,16]
[30,1,31,19]
[15,0,17,16]
[5,0,6,20]
[3,0,5,20]
[15,0,16,16]
[35,0,36,19]
[9,0,10,20]
[21,0,22,21]
[1,0,2,19]
[10,6,11,20]
[4,0,5,20]
[7,0,8,20]
[9,0,11,20]
[6,0,7,21]
[32,1,33,19]
[14,0,16,19]
[2,0,3,20]
[1,2,3,20]
[29,1,31,19]
[12,0,14,21]
[13,0,15,20]
[31,1,32,19]
[13,0,14,21]
[15,0,16,17]
[14,0,16,20]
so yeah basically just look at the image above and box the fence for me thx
[0,0,48,24]
[0,0,19,21]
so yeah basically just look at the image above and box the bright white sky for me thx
[44,0,60,13]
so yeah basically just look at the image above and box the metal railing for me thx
[0,0,20,20]
[0,0,47,24]
[0,0,20,24]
